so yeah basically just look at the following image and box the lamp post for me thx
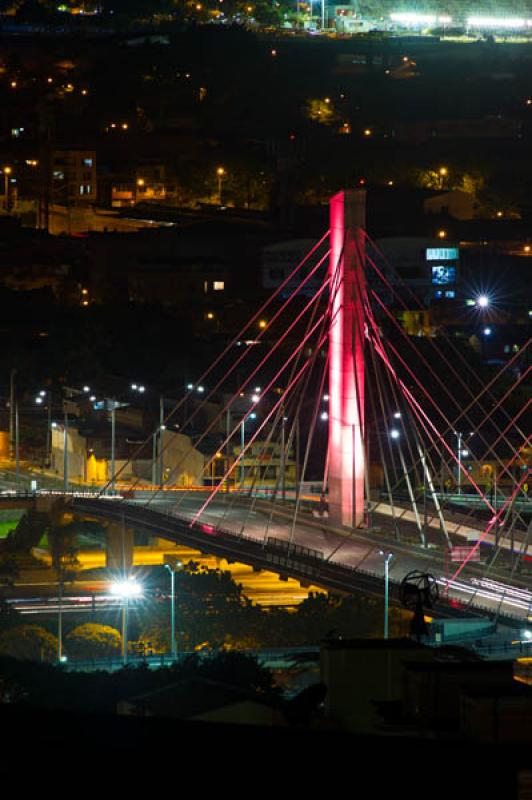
[159,395,164,485]
[239,409,257,489]
[131,384,165,485]
[3,166,12,211]
[35,389,52,468]
[136,177,144,204]
[63,405,68,493]
[9,368,16,460]
[378,550,394,639]
[455,431,473,495]
[216,166,225,205]
[110,398,116,494]
[164,561,182,661]
[110,578,142,666]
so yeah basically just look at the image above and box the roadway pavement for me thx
[138,492,532,625]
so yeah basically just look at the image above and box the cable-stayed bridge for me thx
[4,189,530,626]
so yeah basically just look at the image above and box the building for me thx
[50,421,204,487]
[261,238,328,295]
[374,236,460,305]
[232,440,297,490]
[320,638,435,733]
[424,189,478,221]
[51,149,97,205]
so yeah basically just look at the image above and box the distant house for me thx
[424,190,478,221]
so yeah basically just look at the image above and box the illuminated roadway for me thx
[68,491,532,627]
[0,478,530,624]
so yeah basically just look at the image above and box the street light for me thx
[378,550,394,639]
[164,561,182,661]
[216,166,225,205]
[110,578,142,665]
[476,294,490,309]
[3,166,12,211]
[35,389,52,467]
[240,411,256,488]
[455,431,474,495]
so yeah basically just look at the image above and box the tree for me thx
[65,623,122,660]
[0,625,58,662]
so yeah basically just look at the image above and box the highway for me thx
[69,492,532,627]
[2,479,531,625]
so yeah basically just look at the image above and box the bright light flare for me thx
[110,579,142,598]
[390,12,453,25]
[467,15,532,28]
[476,294,490,308]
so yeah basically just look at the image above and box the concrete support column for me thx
[328,189,366,528]
[105,522,134,571]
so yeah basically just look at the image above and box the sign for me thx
[426,247,459,261]
[450,546,481,563]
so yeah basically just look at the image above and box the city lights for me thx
[467,16,532,28]
[390,12,453,26]
[476,295,490,308]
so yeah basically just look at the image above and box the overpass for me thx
[68,494,532,629]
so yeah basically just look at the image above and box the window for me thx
[79,184,92,195]
[53,170,65,180]
[444,290,455,298]
[213,281,225,291]
[83,158,93,167]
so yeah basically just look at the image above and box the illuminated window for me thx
[213,281,225,291]
[83,157,93,167]
[444,290,455,298]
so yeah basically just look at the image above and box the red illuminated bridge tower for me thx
[328,189,366,529]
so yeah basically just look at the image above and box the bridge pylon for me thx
[328,189,366,529]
